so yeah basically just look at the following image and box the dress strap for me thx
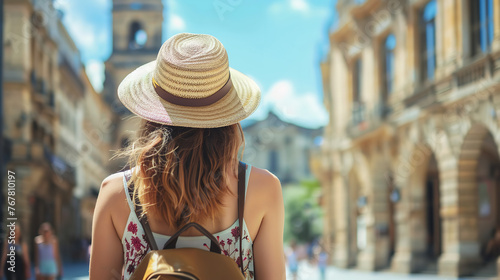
[123,169,159,250]
[244,164,252,199]
[122,171,135,211]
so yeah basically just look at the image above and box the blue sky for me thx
[54,0,336,128]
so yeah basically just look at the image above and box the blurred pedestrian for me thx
[34,223,62,280]
[316,245,328,280]
[0,225,31,280]
[286,240,299,280]
[87,239,91,264]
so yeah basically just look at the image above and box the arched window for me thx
[420,0,437,81]
[471,0,494,56]
[382,34,396,97]
[128,21,148,50]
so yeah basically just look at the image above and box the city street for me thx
[60,261,498,280]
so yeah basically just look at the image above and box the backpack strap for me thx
[163,222,221,253]
[124,170,159,250]
[237,161,246,275]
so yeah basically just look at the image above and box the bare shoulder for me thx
[94,172,129,223]
[101,172,126,191]
[247,166,282,200]
[98,172,127,203]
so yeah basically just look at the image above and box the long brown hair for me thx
[119,119,244,229]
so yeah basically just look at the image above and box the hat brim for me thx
[117,61,261,128]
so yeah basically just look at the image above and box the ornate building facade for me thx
[3,0,165,260]
[3,0,114,259]
[319,0,500,277]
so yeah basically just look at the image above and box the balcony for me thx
[346,102,392,139]
[35,79,46,95]
[9,141,75,185]
[10,141,45,161]
[43,144,76,186]
[404,83,437,108]
[455,54,493,87]
[30,70,36,85]
[48,90,55,109]
[404,53,496,110]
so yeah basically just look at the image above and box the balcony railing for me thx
[405,53,495,109]
[48,90,55,108]
[10,140,76,185]
[30,70,36,85]
[455,54,492,87]
[43,144,76,185]
[347,101,392,138]
[35,79,45,95]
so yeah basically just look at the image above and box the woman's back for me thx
[89,33,285,280]
[92,163,284,279]
[121,163,255,279]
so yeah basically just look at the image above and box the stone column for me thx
[438,126,484,277]
[493,0,500,51]
[437,0,460,78]
[391,151,431,273]
[357,160,390,270]
[332,172,354,268]
[405,3,417,88]
[391,183,416,273]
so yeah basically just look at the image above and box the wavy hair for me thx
[118,119,244,229]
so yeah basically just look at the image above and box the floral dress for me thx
[121,165,255,280]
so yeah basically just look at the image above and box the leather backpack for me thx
[125,162,248,280]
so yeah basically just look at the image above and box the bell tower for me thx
[103,0,164,114]
[103,0,164,172]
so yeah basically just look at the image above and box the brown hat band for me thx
[152,75,233,107]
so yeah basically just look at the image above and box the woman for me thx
[285,240,299,280]
[90,33,286,279]
[0,225,31,280]
[34,223,63,280]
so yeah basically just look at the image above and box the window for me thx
[352,58,364,124]
[382,34,396,97]
[353,58,362,104]
[128,21,148,50]
[269,150,279,174]
[471,0,494,56]
[420,0,437,82]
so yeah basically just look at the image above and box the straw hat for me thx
[117,33,261,128]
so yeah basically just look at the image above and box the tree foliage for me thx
[283,180,323,244]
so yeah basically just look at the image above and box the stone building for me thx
[102,0,164,172]
[77,74,115,242]
[319,0,500,277]
[3,0,113,259]
[242,112,322,184]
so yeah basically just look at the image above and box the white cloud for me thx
[290,0,310,12]
[251,80,328,128]
[85,60,105,92]
[268,0,321,16]
[169,14,186,33]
